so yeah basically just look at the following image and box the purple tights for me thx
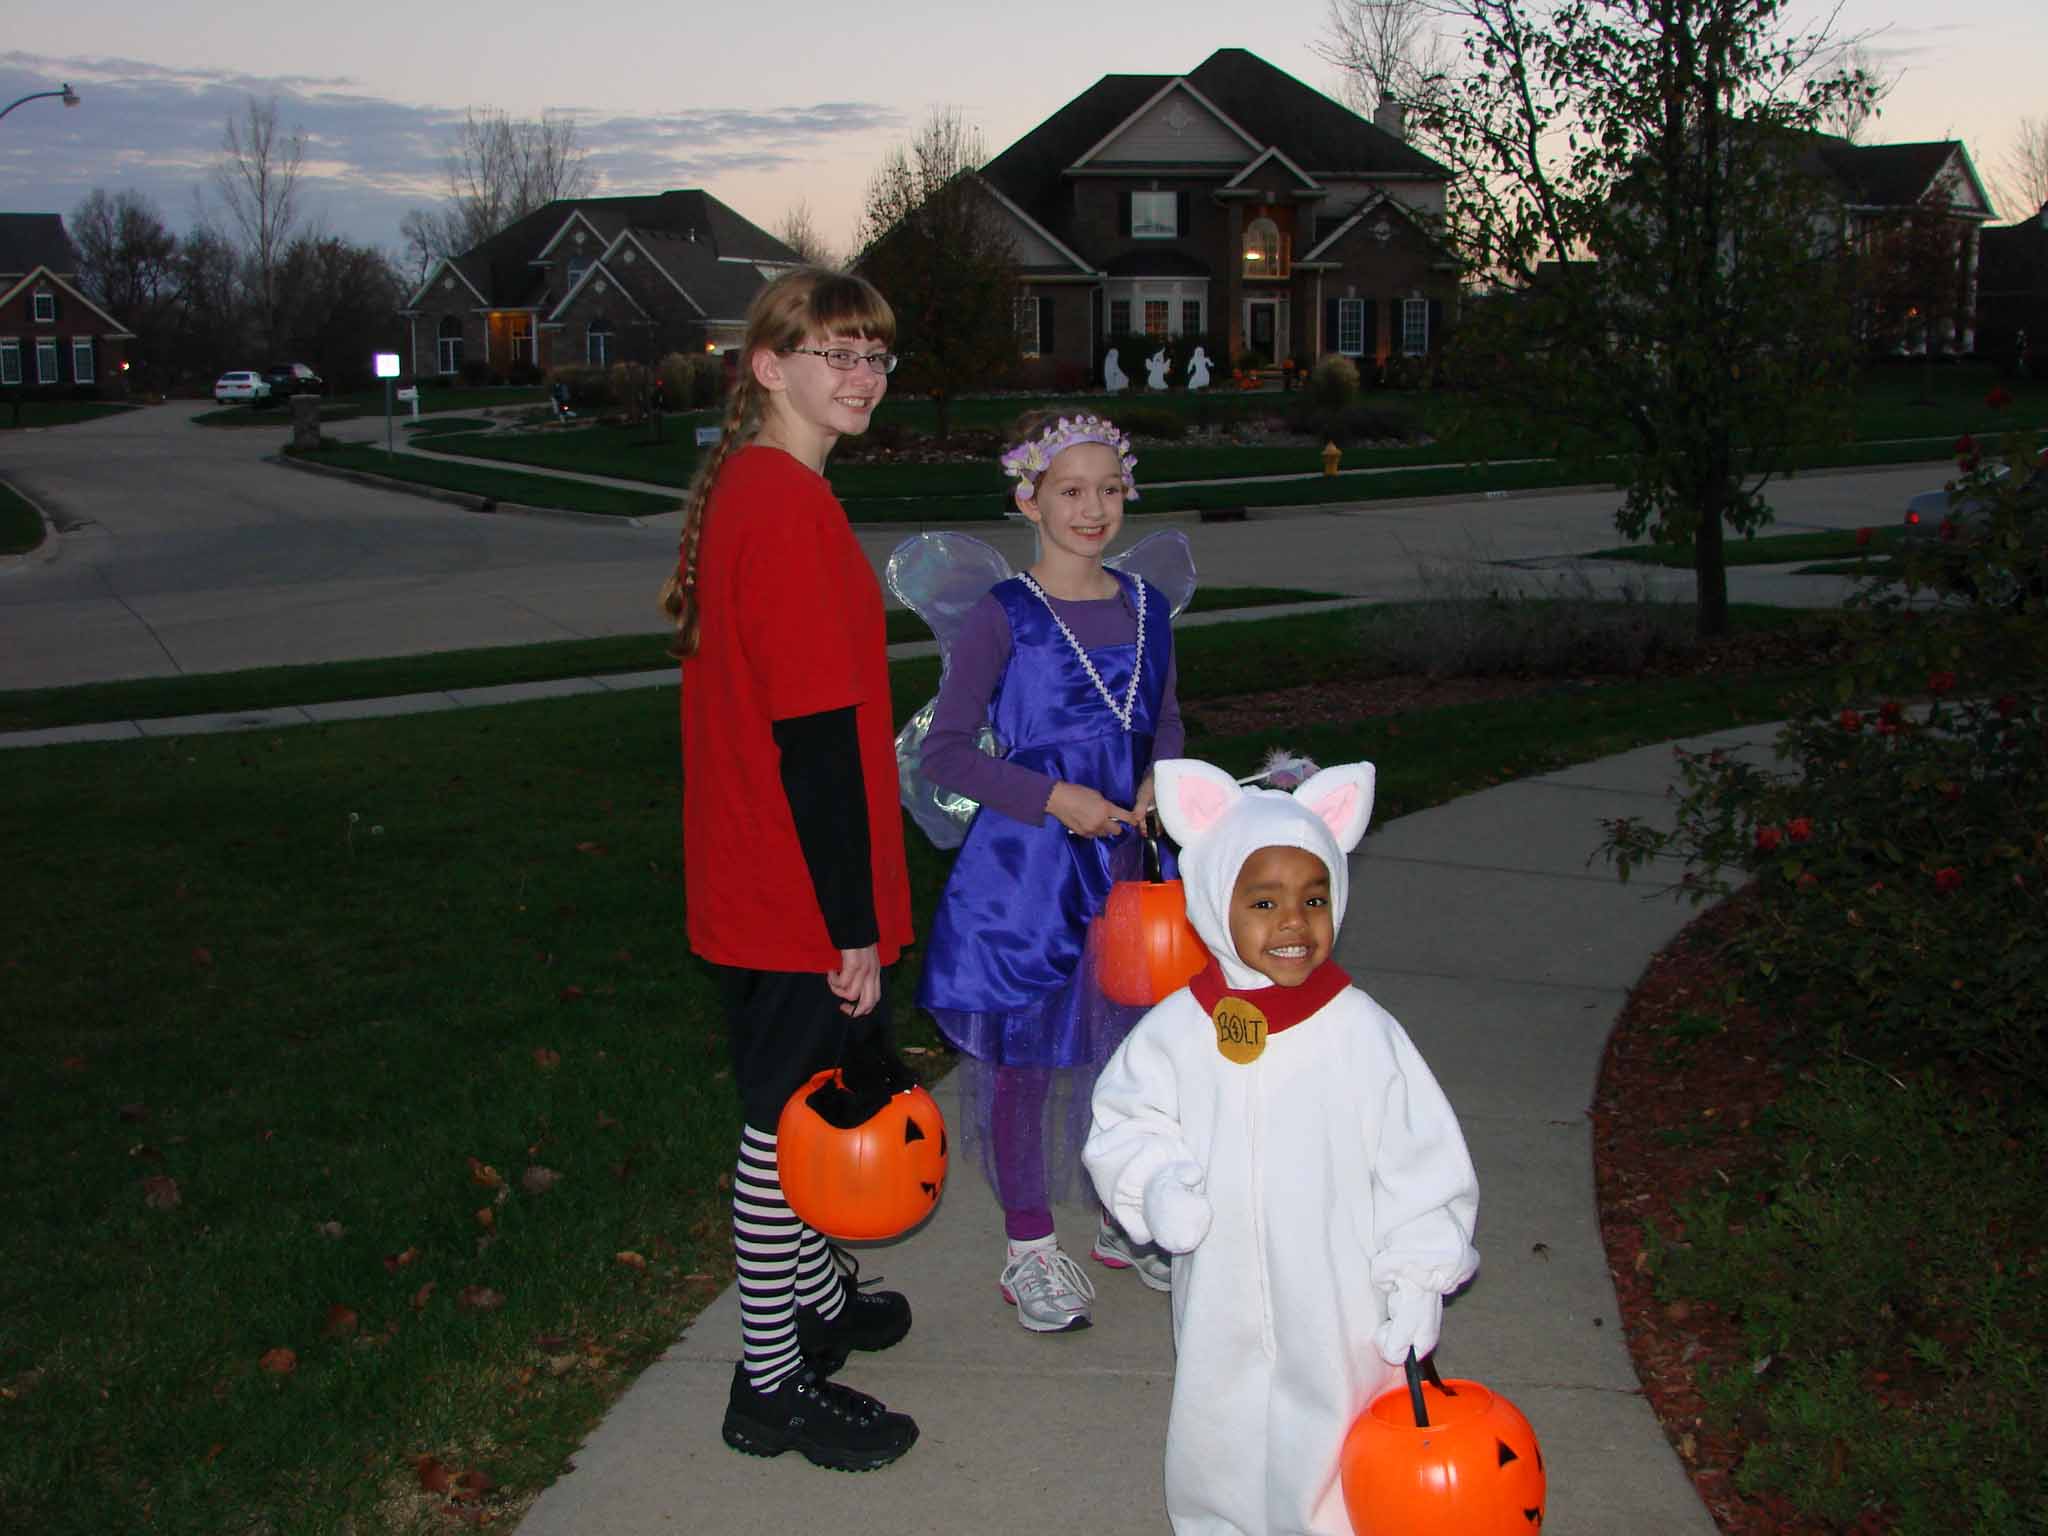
[991,1065,1056,1241]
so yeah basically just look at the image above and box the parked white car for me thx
[213,371,272,404]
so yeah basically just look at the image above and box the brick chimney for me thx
[1373,98,1406,140]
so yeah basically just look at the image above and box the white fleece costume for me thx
[1085,759,1480,1536]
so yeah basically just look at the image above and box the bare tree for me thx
[71,189,178,317]
[776,200,837,268]
[1817,43,1895,141]
[443,108,594,249]
[1993,116,2048,220]
[856,108,1020,440]
[398,206,461,288]
[1312,0,1456,120]
[214,95,305,355]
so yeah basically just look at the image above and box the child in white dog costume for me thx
[1084,758,1480,1536]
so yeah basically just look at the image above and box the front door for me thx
[1247,301,1277,364]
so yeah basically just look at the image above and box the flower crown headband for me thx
[999,415,1141,504]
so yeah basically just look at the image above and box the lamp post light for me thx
[0,84,81,123]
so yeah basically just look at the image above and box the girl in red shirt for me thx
[660,269,918,1472]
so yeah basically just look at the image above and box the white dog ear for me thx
[1291,762,1375,852]
[1153,759,1242,848]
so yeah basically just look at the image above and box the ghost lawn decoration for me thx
[1103,348,1128,393]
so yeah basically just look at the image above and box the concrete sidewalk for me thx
[515,724,1781,1536]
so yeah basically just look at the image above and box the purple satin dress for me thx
[917,568,1178,1230]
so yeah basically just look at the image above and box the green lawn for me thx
[332,385,551,416]
[1585,525,1913,568]
[0,400,140,430]
[289,443,680,520]
[0,479,45,555]
[1847,358,2048,440]
[194,402,369,428]
[0,590,1346,735]
[0,602,1838,1534]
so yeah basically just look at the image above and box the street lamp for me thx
[0,84,81,122]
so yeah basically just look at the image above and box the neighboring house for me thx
[0,213,135,399]
[1976,201,2048,372]
[1797,133,1996,354]
[399,191,800,381]
[973,47,1457,384]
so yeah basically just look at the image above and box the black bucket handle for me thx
[1403,1348,1455,1428]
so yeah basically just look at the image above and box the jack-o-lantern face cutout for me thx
[1340,1373,1546,1534]
[777,1068,949,1241]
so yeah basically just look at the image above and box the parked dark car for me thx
[262,362,325,396]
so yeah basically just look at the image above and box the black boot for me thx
[796,1248,912,1375]
[721,1362,918,1471]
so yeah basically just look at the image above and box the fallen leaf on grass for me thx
[323,1305,359,1338]
[467,1158,503,1189]
[317,1220,345,1240]
[614,1251,648,1271]
[520,1166,560,1196]
[557,985,584,1003]
[533,1332,568,1351]
[192,947,213,968]
[532,1047,560,1071]
[457,1468,497,1499]
[475,1207,495,1231]
[58,1055,87,1072]
[416,1455,452,1494]
[118,1102,150,1122]
[141,1175,181,1210]
[258,1347,296,1375]
[574,841,606,855]
[383,1247,419,1273]
[411,1282,437,1311]
[456,1286,506,1312]
[595,1111,618,1131]
[544,1354,579,1377]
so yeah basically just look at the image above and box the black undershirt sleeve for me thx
[771,706,878,952]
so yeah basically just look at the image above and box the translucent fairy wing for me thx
[885,532,1013,662]
[1106,528,1198,618]
[885,532,1014,849]
[893,701,1002,850]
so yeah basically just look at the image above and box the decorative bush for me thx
[1310,355,1360,409]
[1107,404,1185,440]
[546,364,612,408]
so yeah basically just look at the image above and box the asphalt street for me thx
[0,400,1924,691]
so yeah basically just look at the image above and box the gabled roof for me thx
[407,190,799,312]
[1070,77,1264,167]
[1298,191,1428,263]
[0,265,135,336]
[1225,146,1322,193]
[978,49,1449,256]
[1797,133,1994,218]
[0,213,80,278]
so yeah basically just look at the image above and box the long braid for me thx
[661,379,760,658]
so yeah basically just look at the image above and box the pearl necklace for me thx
[1017,571,1145,732]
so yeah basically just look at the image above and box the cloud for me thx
[0,52,899,248]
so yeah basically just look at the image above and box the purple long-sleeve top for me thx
[922,585,1183,826]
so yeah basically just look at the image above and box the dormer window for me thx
[566,258,591,291]
[33,290,56,323]
[1243,218,1289,279]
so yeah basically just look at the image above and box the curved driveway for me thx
[1,402,1926,691]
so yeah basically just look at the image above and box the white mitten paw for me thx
[1374,1285,1444,1366]
[1142,1160,1213,1253]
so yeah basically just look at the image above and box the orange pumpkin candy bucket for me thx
[1093,830,1209,1007]
[777,1066,949,1242]
[1340,1351,1547,1534]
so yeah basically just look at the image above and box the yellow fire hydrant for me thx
[1321,440,1342,477]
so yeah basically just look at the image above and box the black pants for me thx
[709,962,896,1131]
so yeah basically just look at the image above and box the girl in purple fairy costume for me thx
[917,412,1184,1333]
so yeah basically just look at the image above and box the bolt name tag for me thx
[1211,996,1269,1065]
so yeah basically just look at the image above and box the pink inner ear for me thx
[1308,784,1359,839]
[1179,777,1231,834]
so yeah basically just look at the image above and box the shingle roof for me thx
[434,192,797,309]
[1805,136,1962,208]
[0,213,79,277]
[978,49,1447,259]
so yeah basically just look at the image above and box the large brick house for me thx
[0,213,134,399]
[975,48,1457,384]
[398,191,799,381]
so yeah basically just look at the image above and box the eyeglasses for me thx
[782,347,899,375]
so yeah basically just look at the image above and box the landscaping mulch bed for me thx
[1589,895,1839,1536]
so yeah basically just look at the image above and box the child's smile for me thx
[1226,845,1335,987]
[1021,442,1127,568]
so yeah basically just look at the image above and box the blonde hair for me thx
[659,268,897,657]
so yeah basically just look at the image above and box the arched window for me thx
[587,317,613,367]
[437,314,464,376]
[1243,218,1281,278]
